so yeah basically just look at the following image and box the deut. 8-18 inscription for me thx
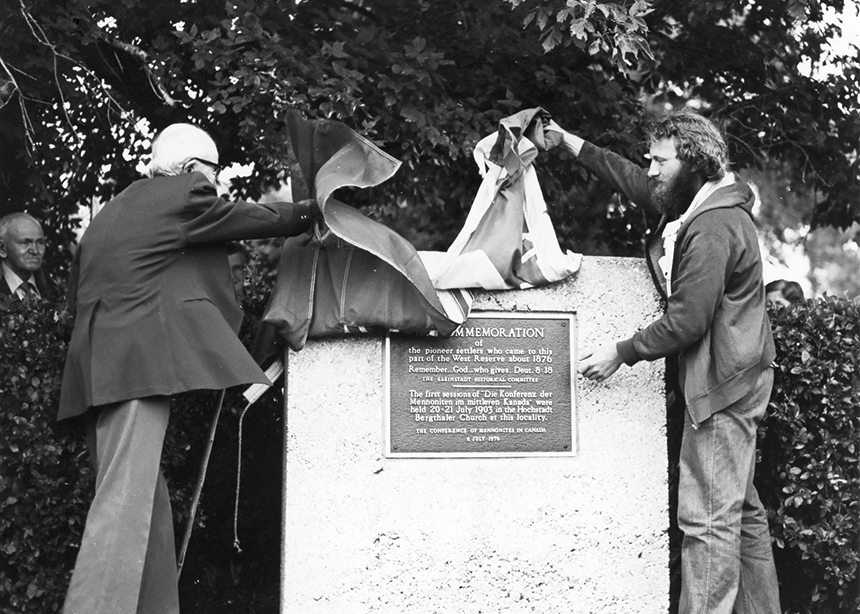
[384,312,576,457]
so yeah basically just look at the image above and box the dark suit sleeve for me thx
[577,141,654,212]
[179,173,314,244]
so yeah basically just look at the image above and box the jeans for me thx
[678,368,781,614]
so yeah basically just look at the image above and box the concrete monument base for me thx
[281,256,667,613]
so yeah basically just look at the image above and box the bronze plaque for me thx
[384,312,577,457]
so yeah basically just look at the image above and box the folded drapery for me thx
[419,107,580,289]
[259,111,470,353]
[258,108,580,355]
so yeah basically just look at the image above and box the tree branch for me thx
[104,37,179,107]
[0,53,35,151]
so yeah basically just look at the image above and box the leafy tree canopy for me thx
[0,0,857,274]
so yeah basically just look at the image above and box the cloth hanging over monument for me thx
[259,111,471,353]
[259,108,580,355]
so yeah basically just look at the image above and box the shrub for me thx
[168,249,286,613]
[758,296,860,614]
[0,295,91,614]
[0,264,284,613]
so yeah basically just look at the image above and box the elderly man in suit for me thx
[0,212,53,301]
[59,123,319,614]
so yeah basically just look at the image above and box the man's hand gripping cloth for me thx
[259,111,472,353]
[419,107,581,289]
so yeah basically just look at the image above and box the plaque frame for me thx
[383,311,578,458]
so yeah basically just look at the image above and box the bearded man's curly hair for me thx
[647,109,728,181]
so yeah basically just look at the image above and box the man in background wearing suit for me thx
[59,123,319,614]
[0,212,53,301]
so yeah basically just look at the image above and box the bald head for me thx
[0,213,45,278]
[145,123,219,178]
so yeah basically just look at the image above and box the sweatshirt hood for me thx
[683,177,756,230]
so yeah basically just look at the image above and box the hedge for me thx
[758,296,860,614]
[0,268,285,614]
[0,287,857,613]
[0,294,90,614]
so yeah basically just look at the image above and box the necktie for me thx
[19,282,38,304]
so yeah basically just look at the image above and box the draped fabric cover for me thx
[420,107,581,289]
[260,108,580,353]
[261,111,470,352]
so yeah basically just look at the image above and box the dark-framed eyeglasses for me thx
[188,157,223,178]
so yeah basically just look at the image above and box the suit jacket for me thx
[0,267,58,300]
[58,172,313,420]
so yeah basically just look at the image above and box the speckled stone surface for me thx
[281,256,667,613]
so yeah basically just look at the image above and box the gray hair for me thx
[0,212,42,243]
[144,123,219,177]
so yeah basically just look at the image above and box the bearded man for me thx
[550,109,780,613]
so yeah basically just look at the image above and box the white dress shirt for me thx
[2,261,41,300]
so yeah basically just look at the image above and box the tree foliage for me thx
[0,0,856,275]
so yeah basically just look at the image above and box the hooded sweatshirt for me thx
[577,141,775,425]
